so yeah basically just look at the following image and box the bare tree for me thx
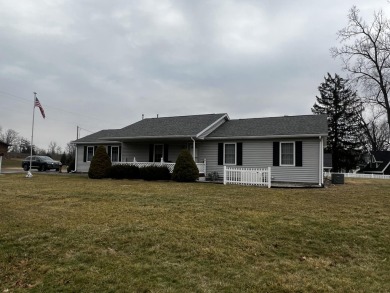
[0,128,19,147]
[331,6,390,131]
[359,106,390,151]
[65,142,75,156]
[48,141,58,155]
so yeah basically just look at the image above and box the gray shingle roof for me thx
[206,115,328,138]
[72,129,119,144]
[101,113,227,140]
[73,114,328,144]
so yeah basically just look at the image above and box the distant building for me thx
[358,151,390,175]
[0,140,10,157]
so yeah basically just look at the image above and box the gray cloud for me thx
[0,0,387,149]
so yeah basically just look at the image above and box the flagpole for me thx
[29,92,37,173]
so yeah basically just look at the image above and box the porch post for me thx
[268,167,271,188]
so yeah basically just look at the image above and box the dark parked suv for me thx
[22,156,62,171]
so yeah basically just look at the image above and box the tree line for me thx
[0,126,75,165]
[313,5,390,172]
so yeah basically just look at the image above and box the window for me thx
[280,142,294,166]
[111,146,119,162]
[224,143,236,165]
[154,144,164,162]
[87,146,94,162]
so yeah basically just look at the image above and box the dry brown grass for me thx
[0,174,389,292]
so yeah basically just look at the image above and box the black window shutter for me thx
[108,146,112,159]
[163,144,169,162]
[218,143,223,165]
[237,143,243,165]
[149,144,154,162]
[119,146,122,162]
[273,142,280,166]
[295,141,302,167]
[83,146,87,162]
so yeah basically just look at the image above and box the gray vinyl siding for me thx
[75,143,121,172]
[201,138,321,184]
[121,141,190,163]
[76,145,89,172]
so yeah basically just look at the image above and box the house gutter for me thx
[204,133,329,140]
[99,135,196,141]
[74,144,78,172]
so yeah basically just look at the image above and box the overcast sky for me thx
[0,0,388,151]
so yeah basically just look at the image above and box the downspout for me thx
[319,136,323,186]
[74,144,78,172]
[191,137,196,161]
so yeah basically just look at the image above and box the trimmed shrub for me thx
[110,164,140,179]
[172,149,199,182]
[67,160,75,173]
[88,146,112,179]
[140,166,171,181]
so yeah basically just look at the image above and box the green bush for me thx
[172,149,199,182]
[110,164,140,179]
[67,160,75,173]
[140,166,171,181]
[88,146,112,179]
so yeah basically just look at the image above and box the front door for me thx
[154,144,163,162]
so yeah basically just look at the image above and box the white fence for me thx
[114,160,206,174]
[325,172,390,180]
[224,166,271,188]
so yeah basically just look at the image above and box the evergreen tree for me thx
[88,146,112,179]
[172,149,199,182]
[312,73,363,172]
[60,152,67,165]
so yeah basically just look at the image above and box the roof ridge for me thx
[228,114,325,121]
[141,113,227,120]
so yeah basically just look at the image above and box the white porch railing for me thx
[114,158,206,174]
[324,172,390,180]
[224,166,271,188]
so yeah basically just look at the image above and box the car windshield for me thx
[39,156,56,162]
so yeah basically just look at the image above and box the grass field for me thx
[0,174,389,292]
[1,158,23,169]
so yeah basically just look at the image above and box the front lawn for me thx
[0,174,389,292]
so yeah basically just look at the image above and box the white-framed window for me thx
[111,146,120,162]
[280,142,295,166]
[224,143,236,165]
[87,146,94,162]
[154,144,164,162]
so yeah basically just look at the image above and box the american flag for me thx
[35,97,46,118]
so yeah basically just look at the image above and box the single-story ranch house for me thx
[72,113,328,185]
